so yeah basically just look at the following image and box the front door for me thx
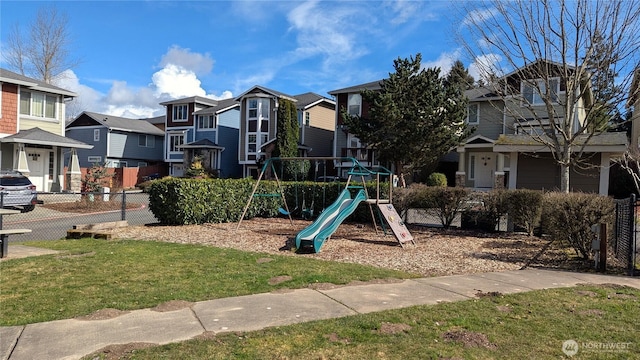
[26,149,47,191]
[473,152,496,188]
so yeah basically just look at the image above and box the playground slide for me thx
[295,188,367,253]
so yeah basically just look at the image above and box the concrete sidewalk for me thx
[2,269,639,360]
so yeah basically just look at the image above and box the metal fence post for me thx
[630,194,637,276]
[0,192,4,230]
[121,190,126,221]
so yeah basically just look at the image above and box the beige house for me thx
[0,68,91,192]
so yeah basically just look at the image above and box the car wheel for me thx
[21,205,35,213]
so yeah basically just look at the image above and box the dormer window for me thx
[172,104,188,121]
[521,78,559,105]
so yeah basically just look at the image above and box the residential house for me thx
[457,60,627,194]
[159,96,241,178]
[328,80,382,179]
[0,68,92,192]
[235,86,336,178]
[65,111,165,168]
[328,61,627,194]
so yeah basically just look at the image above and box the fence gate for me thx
[614,195,639,276]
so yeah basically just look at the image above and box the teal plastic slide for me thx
[295,188,367,253]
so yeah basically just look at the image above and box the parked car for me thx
[0,171,38,212]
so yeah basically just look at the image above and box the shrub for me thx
[541,192,614,260]
[506,189,543,236]
[462,190,508,232]
[426,172,447,187]
[393,184,468,228]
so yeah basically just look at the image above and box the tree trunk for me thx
[560,163,570,193]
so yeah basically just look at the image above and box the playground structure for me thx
[236,157,415,253]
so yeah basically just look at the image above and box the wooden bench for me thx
[0,229,32,258]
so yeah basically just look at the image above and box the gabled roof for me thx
[0,127,93,149]
[465,86,501,101]
[67,111,165,136]
[193,98,240,115]
[234,85,297,102]
[180,138,224,150]
[145,115,165,125]
[328,79,383,95]
[293,92,335,110]
[159,95,219,107]
[0,67,77,98]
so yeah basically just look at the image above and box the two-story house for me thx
[159,96,241,178]
[328,80,382,178]
[235,86,336,178]
[457,60,627,194]
[0,68,92,192]
[65,111,165,168]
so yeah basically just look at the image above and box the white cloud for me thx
[152,64,207,99]
[469,53,503,82]
[57,47,233,119]
[461,8,498,27]
[287,1,368,70]
[422,50,462,75]
[159,45,214,76]
[386,0,421,25]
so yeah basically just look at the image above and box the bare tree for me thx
[5,5,79,84]
[456,0,640,192]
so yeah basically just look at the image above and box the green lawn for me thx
[86,284,640,359]
[0,239,416,326]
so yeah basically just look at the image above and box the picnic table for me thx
[0,209,32,258]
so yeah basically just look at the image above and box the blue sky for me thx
[1,0,481,118]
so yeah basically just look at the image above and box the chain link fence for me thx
[2,191,158,242]
[613,195,639,276]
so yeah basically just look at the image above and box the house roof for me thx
[68,111,165,136]
[192,98,240,115]
[293,92,335,109]
[0,67,77,98]
[493,132,628,153]
[465,86,501,101]
[180,138,224,150]
[327,79,383,95]
[0,127,93,149]
[145,115,165,125]
[159,95,219,107]
[234,85,297,102]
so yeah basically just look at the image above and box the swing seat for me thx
[301,208,314,220]
[278,207,290,215]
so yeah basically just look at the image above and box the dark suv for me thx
[0,171,38,212]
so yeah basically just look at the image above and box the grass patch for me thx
[0,239,416,326]
[86,284,640,359]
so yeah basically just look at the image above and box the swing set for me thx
[236,157,415,252]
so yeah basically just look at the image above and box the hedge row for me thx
[393,185,614,260]
[148,177,389,225]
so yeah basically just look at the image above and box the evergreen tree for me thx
[585,31,622,132]
[274,98,306,179]
[446,60,475,90]
[342,53,470,180]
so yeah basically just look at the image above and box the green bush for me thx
[426,172,447,187]
[393,184,468,228]
[541,192,614,259]
[505,189,544,236]
[461,190,508,232]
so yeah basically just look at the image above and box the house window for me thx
[198,115,216,129]
[246,98,270,159]
[138,134,154,147]
[305,111,310,126]
[19,90,57,119]
[521,78,559,105]
[88,156,102,163]
[94,129,100,141]
[172,104,188,121]
[347,93,361,116]
[467,104,479,124]
[169,133,185,153]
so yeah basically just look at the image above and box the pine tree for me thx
[446,60,475,90]
[585,31,622,132]
[342,53,470,178]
